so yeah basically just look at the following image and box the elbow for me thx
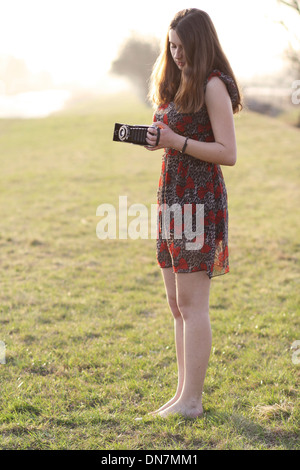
[228,153,237,166]
[225,146,237,166]
[217,142,237,166]
[221,152,236,166]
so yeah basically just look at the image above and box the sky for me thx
[0,0,298,91]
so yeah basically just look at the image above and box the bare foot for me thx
[157,399,203,419]
[149,394,181,415]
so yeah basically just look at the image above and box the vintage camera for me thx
[113,123,160,146]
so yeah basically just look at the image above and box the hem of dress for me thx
[158,264,230,279]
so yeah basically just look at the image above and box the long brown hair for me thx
[149,8,242,114]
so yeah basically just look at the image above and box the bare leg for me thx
[150,268,184,414]
[158,270,212,418]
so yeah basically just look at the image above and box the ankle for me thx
[179,394,202,408]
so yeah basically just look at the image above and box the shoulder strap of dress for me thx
[204,69,221,92]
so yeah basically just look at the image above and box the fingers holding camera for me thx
[145,121,176,151]
[146,125,159,148]
[146,121,170,149]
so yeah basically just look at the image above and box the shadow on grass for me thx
[203,409,298,450]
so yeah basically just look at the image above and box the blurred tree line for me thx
[278,0,300,76]
[110,33,160,104]
[278,0,300,126]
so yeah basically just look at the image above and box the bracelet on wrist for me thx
[182,137,189,154]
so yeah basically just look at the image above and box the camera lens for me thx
[119,125,129,141]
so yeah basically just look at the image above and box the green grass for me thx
[0,92,299,450]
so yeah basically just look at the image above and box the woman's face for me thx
[169,29,186,70]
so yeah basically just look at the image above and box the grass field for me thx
[0,92,299,450]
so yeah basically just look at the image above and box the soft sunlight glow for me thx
[0,89,71,118]
[0,0,296,91]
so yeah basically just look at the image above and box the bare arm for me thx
[146,77,237,166]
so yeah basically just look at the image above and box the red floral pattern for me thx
[155,70,238,278]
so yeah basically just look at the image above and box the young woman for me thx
[145,8,242,418]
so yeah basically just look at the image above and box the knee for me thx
[177,297,209,321]
[167,295,182,320]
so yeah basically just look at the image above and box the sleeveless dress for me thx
[154,69,239,278]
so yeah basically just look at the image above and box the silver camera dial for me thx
[118,125,129,141]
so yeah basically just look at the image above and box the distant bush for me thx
[244,97,283,117]
[110,33,160,104]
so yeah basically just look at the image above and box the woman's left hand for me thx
[145,121,176,151]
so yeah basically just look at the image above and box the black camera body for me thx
[113,123,160,146]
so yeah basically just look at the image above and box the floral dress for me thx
[154,69,239,278]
